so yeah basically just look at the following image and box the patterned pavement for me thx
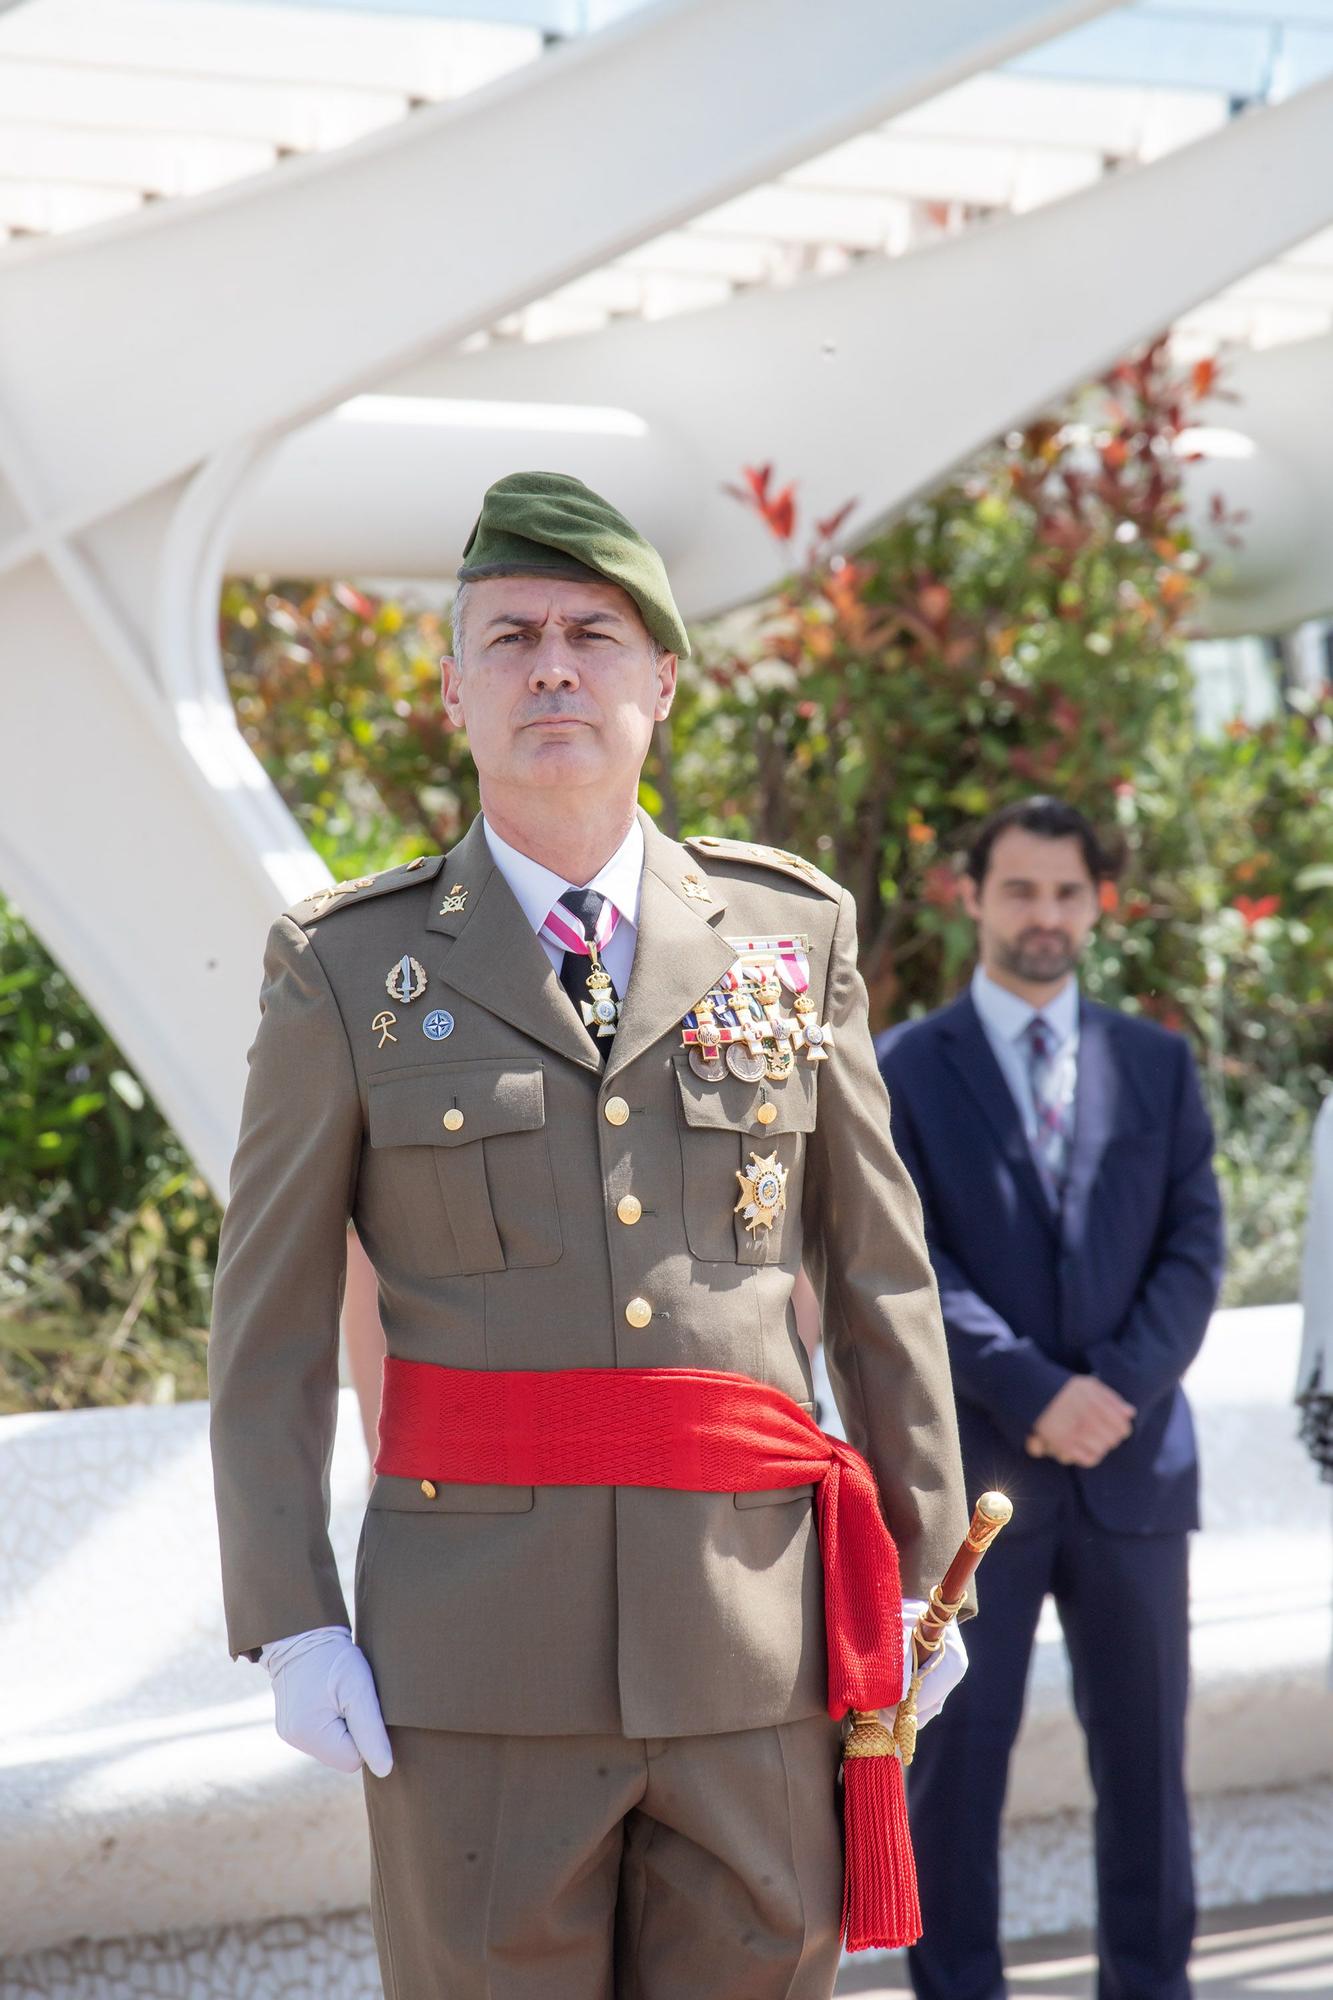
[836,1899,1333,1998]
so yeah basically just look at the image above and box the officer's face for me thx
[440,577,677,801]
[961,829,1100,991]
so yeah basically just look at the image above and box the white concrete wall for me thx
[0,1303,1328,1984]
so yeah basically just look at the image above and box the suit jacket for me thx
[877,991,1224,1538]
[209,812,967,1737]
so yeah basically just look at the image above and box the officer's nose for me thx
[529,638,580,693]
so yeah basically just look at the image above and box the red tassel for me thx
[841,1712,922,1953]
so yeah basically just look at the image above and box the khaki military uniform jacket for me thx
[209,811,967,1738]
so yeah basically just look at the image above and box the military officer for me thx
[209,471,969,1999]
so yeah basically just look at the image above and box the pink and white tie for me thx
[542,889,621,1052]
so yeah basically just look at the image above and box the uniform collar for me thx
[482,815,645,936]
[971,964,1079,1046]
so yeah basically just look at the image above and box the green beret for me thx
[458,470,689,657]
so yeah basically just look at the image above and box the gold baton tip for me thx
[975,1491,1013,1527]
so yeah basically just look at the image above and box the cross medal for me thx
[582,942,621,1039]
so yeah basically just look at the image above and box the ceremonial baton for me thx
[839,1490,1014,1951]
[893,1489,1013,1764]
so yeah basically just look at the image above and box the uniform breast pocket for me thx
[673,1053,817,1265]
[366,1060,562,1278]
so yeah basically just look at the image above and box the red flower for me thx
[332,582,376,620]
[724,463,798,541]
[814,499,857,543]
[1099,881,1120,914]
[922,862,961,910]
[1233,894,1280,927]
[762,484,797,540]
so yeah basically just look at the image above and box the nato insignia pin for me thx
[423,1010,455,1041]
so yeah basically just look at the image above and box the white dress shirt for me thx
[483,817,644,997]
[970,964,1079,1146]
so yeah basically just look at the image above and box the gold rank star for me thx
[734,1151,788,1235]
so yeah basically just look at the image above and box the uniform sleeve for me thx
[800,891,970,1605]
[209,916,363,1658]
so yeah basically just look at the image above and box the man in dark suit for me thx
[877,796,1224,2000]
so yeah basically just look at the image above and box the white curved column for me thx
[356,75,1333,621]
[0,0,1114,544]
[0,0,1109,1191]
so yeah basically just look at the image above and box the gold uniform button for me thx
[604,1097,630,1126]
[442,1108,465,1131]
[756,1102,778,1127]
[617,1195,643,1226]
[420,1479,437,1499]
[625,1297,653,1328]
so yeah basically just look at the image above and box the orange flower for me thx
[1192,357,1218,399]
[907,820,934,845]
[1099,881,1120,914]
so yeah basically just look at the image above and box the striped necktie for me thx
[541,888,621,1054]
[1025,1015,1070,1204]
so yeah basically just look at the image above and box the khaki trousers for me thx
[363,1714,845,1999]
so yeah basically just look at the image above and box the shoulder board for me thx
[684,835,841,900]
[287,854,445,924]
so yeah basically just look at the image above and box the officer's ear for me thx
[441,654,465,728]
[653,651,678,724]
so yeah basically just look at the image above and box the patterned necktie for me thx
[1025,1015,1070,1204]
[541,888,621,1055]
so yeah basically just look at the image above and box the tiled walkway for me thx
[835,1898,1333,1998]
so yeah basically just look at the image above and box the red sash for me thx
[374,1357,921,1949]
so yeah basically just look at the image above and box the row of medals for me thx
[682,949,832,1086]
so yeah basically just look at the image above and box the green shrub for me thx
[0,898,215,1412]
[2,340,1324,1408]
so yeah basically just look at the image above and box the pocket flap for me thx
[369,1060,545,1149]
[735,1483,816,1509]
[673,1052,817,1136]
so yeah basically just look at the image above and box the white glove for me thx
[895,1596,967,1727]
[261,1625,394,1778]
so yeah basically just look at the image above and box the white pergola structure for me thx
[2,0,1333,1198]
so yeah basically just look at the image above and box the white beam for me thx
[0,0,1120,546]
[0,2,537,96]
[0,59,409,149]
[364,77,1333,621]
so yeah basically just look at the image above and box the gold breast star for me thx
[734,1151,789,1235]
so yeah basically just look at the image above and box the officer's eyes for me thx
[490,630,613,644]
